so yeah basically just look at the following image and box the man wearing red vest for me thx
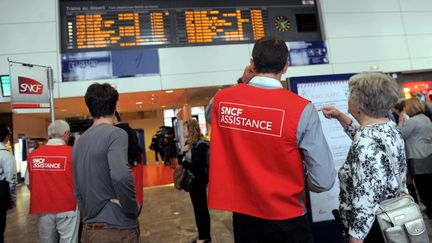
[207,36,336,243]
[27,120,79,243]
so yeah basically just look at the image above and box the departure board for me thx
[176,9,266,44]
[60,0,320,52]
[64,9,172,50]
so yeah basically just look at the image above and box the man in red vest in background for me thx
[207,36,336,243]
[27,120,79,243]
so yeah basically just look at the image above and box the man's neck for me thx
[93,116,114,126]
[254,73,282,81]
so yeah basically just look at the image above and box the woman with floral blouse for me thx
[321,72,407,243]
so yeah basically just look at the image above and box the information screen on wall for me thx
[0,75,11,97]
[60,0,321,52]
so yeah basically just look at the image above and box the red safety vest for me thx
[131,163,144,206]
[27,145,76,214]
[208,84,310,220]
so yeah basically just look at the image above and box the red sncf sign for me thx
[18,77,43,95]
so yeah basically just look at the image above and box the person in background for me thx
[412,92,432,121]
[0,124,17,243]
[114,111,144,211]
[163,130,177,167]
[399,97,432,219]
[391,99,419,203]
[73,83,139,243]
[149,133,162,162]
[390,99,407,125]
[322,72,407,243]
[114,111,143,167]
[26,120,79,243]
[207,36,336,243]
[67,135,76,146]
[156,127,166,163]
[179,119,211,243]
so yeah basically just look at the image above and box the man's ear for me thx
[250,58,256,73]
[281,62,289,74]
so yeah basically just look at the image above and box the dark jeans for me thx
[189,184,211,240]
[0,209,6,243]
[232,213,314,243]
[414,173,432,217]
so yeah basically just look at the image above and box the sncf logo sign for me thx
[18,77,43,95]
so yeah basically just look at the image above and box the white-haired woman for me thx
[321,72,407,243]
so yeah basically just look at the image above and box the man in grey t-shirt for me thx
[73,83,139,243]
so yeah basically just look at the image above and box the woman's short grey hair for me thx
[348,72,400,118]
[48,120,70,139]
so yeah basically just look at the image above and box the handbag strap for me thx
[375,131,404,195]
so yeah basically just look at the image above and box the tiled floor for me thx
[4,184,234,243]
[4,184,432,243]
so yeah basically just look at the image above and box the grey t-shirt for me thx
[73,123,138,228]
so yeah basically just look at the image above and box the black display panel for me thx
[60,0,320,52]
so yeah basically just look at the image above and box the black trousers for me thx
[154,149,162,161]
[189,184,211,240]
[363,219,384,243]
[413,173,432,217]
[232,213,314,243]
[0,208,6,243]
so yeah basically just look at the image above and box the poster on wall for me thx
[290,73,354,223]
[9,63,51,113]
[61,49,160,82]
[288,41,328,66]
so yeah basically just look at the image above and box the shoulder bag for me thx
[173,164,195,192]
[375,134,429,243]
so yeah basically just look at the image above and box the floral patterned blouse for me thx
[339,121,407,240]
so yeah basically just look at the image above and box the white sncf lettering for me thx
[220,105,273,131]
[32,157,61,169]
[221,107,243,116]
[19,83,43,93]
[33,158,45,163]
[219,102,284,137]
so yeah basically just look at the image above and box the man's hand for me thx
[239,65,255,84]
[110,198,121,207]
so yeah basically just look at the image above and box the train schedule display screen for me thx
[60,0,321,52]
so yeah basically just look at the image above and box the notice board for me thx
[289,73,354,243]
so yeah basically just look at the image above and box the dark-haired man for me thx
[207,36,336,243]
[0,124,16,243]
[73,83,139,242]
